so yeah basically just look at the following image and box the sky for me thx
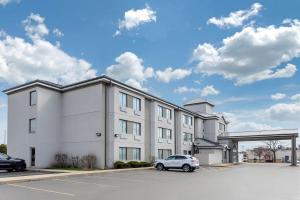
[0,0,300,149]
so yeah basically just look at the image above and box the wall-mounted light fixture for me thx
[96,132,101,137]
[114,134,119,137]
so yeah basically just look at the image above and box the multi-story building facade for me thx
[3,75,229,169]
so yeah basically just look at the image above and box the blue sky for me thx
[0,0,300,148]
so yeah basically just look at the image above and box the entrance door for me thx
[30,147,35,167]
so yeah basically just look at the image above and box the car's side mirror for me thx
[7,156,11,160]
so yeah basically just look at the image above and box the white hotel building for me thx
[3,75,230,169]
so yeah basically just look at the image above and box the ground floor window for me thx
[119,147,141,161]
[183,150,192,155]
[158,149,172,159]
[30,147,35,167]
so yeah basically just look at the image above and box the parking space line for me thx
[53,178,119,188]
[7,183,75,197]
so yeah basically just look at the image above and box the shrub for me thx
[114,161,127,169]
[70,156,80,168]
[127,161,141,168]
[80,154,97,169]
[139,161,151,167]
[54,153,68,168]
[0,144,7,154]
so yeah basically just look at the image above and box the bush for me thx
[70,156,80,168]
[114,161,152,169]
[0,144,7,154]
[127,161,140,168]
[54,153,68,168]
[139,161,152,167]
[114,161,127,169]
[80,154,97,169]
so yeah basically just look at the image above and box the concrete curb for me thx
[0,167,154,184]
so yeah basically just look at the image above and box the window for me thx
[132,148,141,160]
[158,149,172,159]
[29,118,36,133]
[166,108,172,120]
[158,127,163,138]
[183,115,193,126]
[30,147,35,167]
[183,150,188,155]
[219,123,225,131]
[158,128,172,139]
[119,147,127,160]
[119,92,127,107]
[119,120,127,134]
[133,122,141,136]
[158,106,163,118]
[176,156,187,160]
[184,133,193,142]
[166,129,172,139]
[133,97,141,111]
[30,91,37,106]
[119,147,141,161]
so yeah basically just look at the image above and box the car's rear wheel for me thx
[156,163,164,171]
[182,164,191,172]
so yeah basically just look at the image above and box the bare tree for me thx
[265,140,280,163]
[253,147,265,162]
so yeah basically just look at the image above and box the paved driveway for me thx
[0,164,299,200]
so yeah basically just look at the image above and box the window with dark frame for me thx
[29,118,36,133]
[30,90,37,106]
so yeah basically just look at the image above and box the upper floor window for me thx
[157,105,172,120]
[166,108,172,120]
[133,97,141,111]
[158,106,163,118]
[30,91,37,106]
[184,133,193,142]
[119,119,127,134]
[29,118,36,133]
[183,115,193,126]
[132,122,141,136]
[158,127,172,139]
[119,92,127,107]
[219,123,225,131]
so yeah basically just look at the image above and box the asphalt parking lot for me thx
[0,163,299,200]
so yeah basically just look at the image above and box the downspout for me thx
[104,83,107,168]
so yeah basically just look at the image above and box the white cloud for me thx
[125,78,147,91]
[106,52,153,90]
[114,5,156,36]
[291,94,300,101]
[224,112,278,132]
[193,21,300,85]
[53,28,64,37]
[266,103,300,122]
[22,13,49,40]
[207,3,262,28]
[174,86,200,94]
[201,85,219,97]
[0,0,12,6]
[271,93,286,100]
[156,67,192,83]
[0,13,97,85]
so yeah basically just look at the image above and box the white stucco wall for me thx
[7,87,62,168]
[61,84,106,169]
[195,149,223,165]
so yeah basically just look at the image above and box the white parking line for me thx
[7,183,75,197]
[53,178,119,188]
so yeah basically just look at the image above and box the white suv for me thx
[154,155,199,172]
